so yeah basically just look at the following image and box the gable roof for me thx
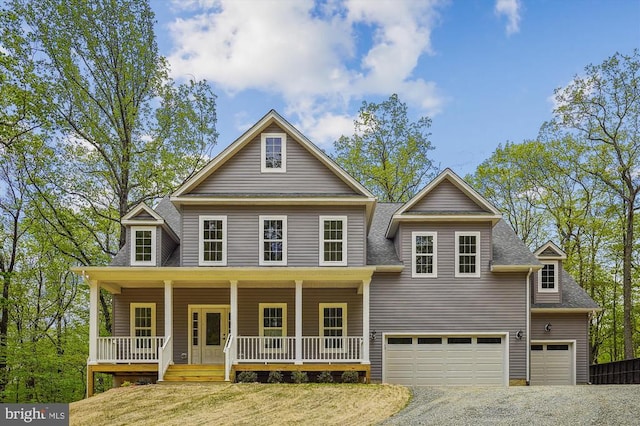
[532,268,600,311]
[121,202,165,224]
[172,110,375,199]
[386,168,502,237]
[534,241,567,260]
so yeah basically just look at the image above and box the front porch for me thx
[78,266,375,397]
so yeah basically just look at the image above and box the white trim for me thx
[538,261,559,293]
[198,215,227,266]
[411,231,437,278]
[455,231,481,278]
[534,241,567,259]
[319,216,348,266]
[259,215,287,266]
[530,339,576,385]
[88,281,99,364]
[122,202,164,222]
[319,303,347,353]
[381,331,509,386]
[261,132,287,173]
[295,281,303,365]
[361,280,370,364]
[130,226,156,266]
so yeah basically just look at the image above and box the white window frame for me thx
[319,216,348,266]
[130,226,156,266]
[130,303,156,354]
[261,133,287,173]
[259,303,287,353]
[198,215,227,266]
[259,215,287,266]
[319,303,347,353]
[412,231,437,278]
[538,261,559,293]
[455,231,481,278]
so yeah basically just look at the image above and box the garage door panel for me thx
[530,343,572,385]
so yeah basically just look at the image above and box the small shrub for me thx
[341,371,359,383]
[120,381,132,387]
[267,371,283,383]
[237,371,258,383]
[316,371,334,383]
[291,371,308,384]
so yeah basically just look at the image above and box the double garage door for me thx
[530,342,574,385]
[384,334,507,386]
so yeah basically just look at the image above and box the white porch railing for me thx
[96,336,165,363]
[223,334,234,381]
[158,336,173,381]
[236,336,364,363]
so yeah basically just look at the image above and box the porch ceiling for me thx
[72,266,375,293]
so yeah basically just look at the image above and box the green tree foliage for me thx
[332,94,436,202]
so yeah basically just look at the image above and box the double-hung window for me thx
[199,215,227,266]
[259,216,287,265]
[319,303,347,351]
[412,232,437,277]
[538,261,558,292]
[130,303,156,353]
[455,231,481,277]
[259,303,287,351]
[319,216,347,266]
[130,226,156,266]
[261,133,286,172]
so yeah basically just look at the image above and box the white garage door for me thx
[530,343,573,385]
[384,335,507,386]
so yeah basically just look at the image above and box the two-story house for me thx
[74,110,599,396]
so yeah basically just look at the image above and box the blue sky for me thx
[151,0,640,176]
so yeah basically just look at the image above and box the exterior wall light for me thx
[544,323,552,332]
[515,330,524,340]
[369,330,377,341]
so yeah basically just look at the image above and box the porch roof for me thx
[72,266,376,294]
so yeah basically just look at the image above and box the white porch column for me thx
[362,279,371,364]
[88,280,99,364]
[230,280,238,359]
[295,280,303,365]
[163,280,173,342]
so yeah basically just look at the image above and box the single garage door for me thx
[530,343,573,385]
[384,335,506,386]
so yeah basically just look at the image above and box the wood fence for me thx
[590,358,640,384]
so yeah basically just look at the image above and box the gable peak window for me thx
[538,261,559,292]
[199,215,227,266]
[130,226,156,266]
[261,133,287,173]
[455,231,480,278]
[260,215,287,265]
[412,231,437,277]
[319,216,347,266]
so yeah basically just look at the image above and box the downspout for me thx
[526,267,533,385]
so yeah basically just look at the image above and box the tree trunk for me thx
[0,273,10,401]
[623,204,634,359]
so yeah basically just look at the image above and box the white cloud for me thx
[165,0,446,147]
[494,0,521,35]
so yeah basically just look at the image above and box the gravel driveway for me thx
[380,385,640,426]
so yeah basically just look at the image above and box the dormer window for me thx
[131,226,156,266]
[538,261,558,292]
[261,133,286,172]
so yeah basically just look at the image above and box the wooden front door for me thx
[189,306,229,364]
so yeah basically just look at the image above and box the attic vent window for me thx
[261,133,286,173]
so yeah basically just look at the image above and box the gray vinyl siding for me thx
[189,124,357,195]
[408,179,488,212]
[237,288,295,336]
[531,313,589,383]
[113,288,165,337]
[532,262,562,304]
[369,221,527,382]
[160,228,177,266]
[181,205,366,267]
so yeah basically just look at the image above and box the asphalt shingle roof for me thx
[491,219,541,267]
[532,268,600,310]
[367,203,402,266]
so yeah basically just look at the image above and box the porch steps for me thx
[162,364,226,382]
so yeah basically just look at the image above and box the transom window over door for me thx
[412,231,437,277]
[130,303,156,352]
[539,261,558,292]
[455,231,481,278]
[130,226,156,266]
[260,216,287,265]
[199,216,227,266]
[319,216,347,266]
[259,303,287,351]
[261,133,286,172]
[319,303,347,350]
